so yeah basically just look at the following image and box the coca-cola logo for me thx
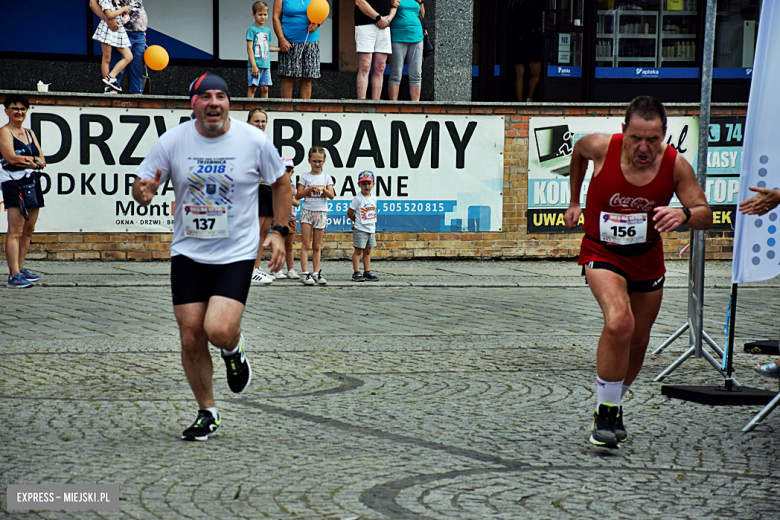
[609,193,654,212]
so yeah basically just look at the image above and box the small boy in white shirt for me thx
[348,170,379,281]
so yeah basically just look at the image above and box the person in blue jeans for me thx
[90,0,149,94]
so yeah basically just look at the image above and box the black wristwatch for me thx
[681,207,692,224]
[375,14,382,22]
[271,225,289,237]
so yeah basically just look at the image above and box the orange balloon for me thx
[307,0,330,24]
[144,45,169,71]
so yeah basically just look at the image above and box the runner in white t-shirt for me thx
[295,147,334,286]
[132,73,292,441]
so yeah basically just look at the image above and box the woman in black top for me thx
[0,94,46,288]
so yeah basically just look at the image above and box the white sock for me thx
[596,376,624,408]
[621,384,631,400]
[204,406,218,419]
[222,342,240,356]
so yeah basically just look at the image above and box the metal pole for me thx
[692,0,718,359]
[725,283,738,390]
[651,0,721,380]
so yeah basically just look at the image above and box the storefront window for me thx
[595,0,700,78]
[713,0,760,78]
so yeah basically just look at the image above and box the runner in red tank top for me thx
[563,96,712,449]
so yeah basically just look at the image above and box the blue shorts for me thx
[248,67,272,87]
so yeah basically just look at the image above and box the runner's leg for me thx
[625,288,664,385]
[174,302,213,409]
[585,266,635,382]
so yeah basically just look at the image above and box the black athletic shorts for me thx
[582,261,665,293]
[258,184,274,217]
[171,255,255,306]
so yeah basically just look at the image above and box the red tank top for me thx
[579,134,677,280]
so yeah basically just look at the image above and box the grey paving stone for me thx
[0,260,778,519]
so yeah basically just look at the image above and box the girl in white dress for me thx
[91,0,133,92]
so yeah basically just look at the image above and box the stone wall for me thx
[0,93,744,261]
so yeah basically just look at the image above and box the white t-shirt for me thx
[298,172,333,212]
[136,117,285,264]
[349,193,377,233]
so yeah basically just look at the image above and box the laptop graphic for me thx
[534,125,572,177]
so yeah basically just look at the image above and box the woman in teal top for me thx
[388,0,425,101]
[273,0,322,99]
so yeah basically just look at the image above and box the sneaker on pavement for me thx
[286,268,300,279]
[19,268,40,282]
[7,273,34,288]
[314,270,327,285]
[181,409,221,441]
[301,272,315,285]
[589,403,619,449]
[222,333,252,393]
[363,270,379,281]
[352,271,364,282]
[615,406,627,443]
[755,361,780,378]
[273,270,287,279]
[251,267,273,285]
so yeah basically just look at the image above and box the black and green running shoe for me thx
[589,403,619,449]
[615,406,627,443]
[222,333,252,393]
[182,409,221,441]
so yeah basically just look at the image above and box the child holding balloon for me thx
[92,0,134,92]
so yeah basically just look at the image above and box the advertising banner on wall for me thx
[0,107,504,234]
[527,115,742,233]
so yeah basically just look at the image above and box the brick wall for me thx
[1,93,745,261]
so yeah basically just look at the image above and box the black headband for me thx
[188,73,230,107]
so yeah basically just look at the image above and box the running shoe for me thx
[615,406,627,443]
[589,403,619,449]
[363,271,379,281]
[286,269,300,279]
[102,74,122,92]
[314,270,327,285]
[222,333,252,393]
[251,267,273,285]
[7,273,33,288]
[755,361,780,378]
[19,268,40,282]
[181,409,221,441]
[352,271,364,282]
[301,272,315,285]
[273,270,287,279]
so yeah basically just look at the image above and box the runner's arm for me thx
[653,153,712,232]
[564,133,609,229]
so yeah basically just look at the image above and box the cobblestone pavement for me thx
[2,260,779,519]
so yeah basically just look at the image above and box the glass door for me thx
[542,0,587,100]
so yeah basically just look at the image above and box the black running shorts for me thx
[258,184,274,217]
[582,261,665,293]
[171,256,255,306]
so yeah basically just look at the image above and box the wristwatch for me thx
[681,207,692,224]
[375,14,382,22]
[271,225,289,237]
